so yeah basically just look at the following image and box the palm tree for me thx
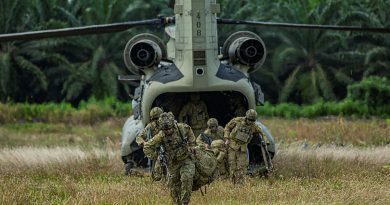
[256,1,364,104]
[60,0,171,102]
[359,0,390,77]
[0,0,70,102]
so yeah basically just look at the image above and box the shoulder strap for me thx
[175,123,187,144]
[201,133,212,145]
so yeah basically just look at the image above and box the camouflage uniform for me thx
[144,112,196,205]
[211,139,228,177]
[136,107,163,180]
[179,94,209,136]
[196,118,224,148]
[229,98,246,117]
[224,109,265,184]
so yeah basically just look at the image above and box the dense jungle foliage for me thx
[0,0,389,108]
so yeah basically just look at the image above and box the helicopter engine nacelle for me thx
[223,31,266,73]
[124,33,167,75]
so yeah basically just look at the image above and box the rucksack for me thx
[191,146,218,191]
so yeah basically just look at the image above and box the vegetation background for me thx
[0,0,389,113]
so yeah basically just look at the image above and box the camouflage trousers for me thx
[217,160,228,177]
[167,158,195,205]
[227,147,248,184]
[151,159,166,181]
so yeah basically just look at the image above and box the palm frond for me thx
[316,64,336,101]
[364,47,390,64]
[279,65,302,102]
[13,56,48,90]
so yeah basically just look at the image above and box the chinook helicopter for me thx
[1,0,389,175]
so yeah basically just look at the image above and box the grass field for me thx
[0,118,389,204]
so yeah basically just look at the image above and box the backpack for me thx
[191,146,218,191]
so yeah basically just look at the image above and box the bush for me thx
[347,76,390,107]
[0,98,131,124]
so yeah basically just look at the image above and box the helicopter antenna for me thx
[218,18,390,33]
[0,17,175,42]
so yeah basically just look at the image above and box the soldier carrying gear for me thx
[134,107,163,179]
[144,112,196,205]
[179,93,209,136]
[196,118,224,149]
[224,109,266,185]
[210,139,228,177]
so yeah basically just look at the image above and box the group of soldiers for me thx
[135,96,266,205]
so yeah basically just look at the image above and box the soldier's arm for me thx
[143,132,162,160]
[178,104,189,122]
[196,134,207,147]
[216,150,226,163]
[218,126,225,140]
[185,124,196,147]
[201,101,209,117]
[135,126,148,145]
[224,118,237,139]
[253,124,265,138]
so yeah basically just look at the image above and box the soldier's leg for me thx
[179,158,196,205]
[168,165,181,205]
[228,147,238,183]
[235,149,249,184]
[152,159,162,181]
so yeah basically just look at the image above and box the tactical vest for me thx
[161,124,190,163]
[230,121,252,144]
[189,104,207,129]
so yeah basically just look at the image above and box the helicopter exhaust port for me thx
[222,31,266,73]
[124,33,167,75]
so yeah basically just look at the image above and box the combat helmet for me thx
[158,112,175,130]
[207,118,218,127]
[150,107,163,120]
[245,109,257,121]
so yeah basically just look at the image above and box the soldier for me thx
[136,107,163,146]
[179,93,209,136]
[210,139,228,177]
[144,112,196,205]
[224,109,266,184]
[196,118,224,149]
[135,107,163,180]
[229,97,246,117]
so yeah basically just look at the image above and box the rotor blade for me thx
[217,18,390,33]
[0,18,168,42]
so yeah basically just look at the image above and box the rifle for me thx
[146,127,153,173]
[256,133,273,171]
[158,145,169,177]
[200,133,212,146]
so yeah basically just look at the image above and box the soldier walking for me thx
[135,107,163,180]
[196,118,228,177]
[224,109,266,184]
[143,112,196,205]
[196,118,224,148]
